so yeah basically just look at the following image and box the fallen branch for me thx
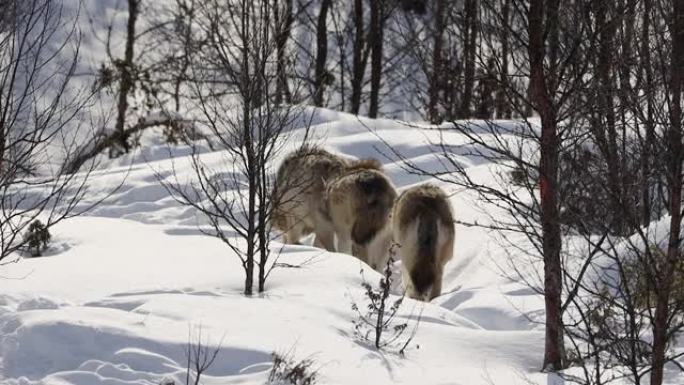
[62,115,194,174]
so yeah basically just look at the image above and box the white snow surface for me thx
[1,108,566,385]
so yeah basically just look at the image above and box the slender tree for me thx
[112,0,140,155]
[274,0,293,104]
[368,0,383,118]
[458,0,477,119]
[527,0,567,370]
[639,0,656,227]
[350,0,366,114]
[161,0,307,295]
[650,1,684,383]
[313,0,332,106]
[494,0,511,119]
[426,0,446,123]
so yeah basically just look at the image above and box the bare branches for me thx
[0,0,99,265]
[351,247,421,355]
[268,347,319,385]
[158,0,309,295]
[185,325,223,385]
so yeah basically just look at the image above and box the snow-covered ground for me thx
[1,109,561,385]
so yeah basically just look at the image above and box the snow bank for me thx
[2,108,565,385]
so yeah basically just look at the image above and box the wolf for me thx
[392,184,454,301]
[272,146,349,251]
[326,159,397,270]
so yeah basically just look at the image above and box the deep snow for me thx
[1,108,568,385]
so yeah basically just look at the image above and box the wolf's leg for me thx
[401,265,416,298]
[283,222,305,245]
[314,229,336,251]
[337,232,353,255]
[283,232,300,245]
[354,244,369,265]
[430,231,453,299]
[313,218,337,251]
[430,267,443,300]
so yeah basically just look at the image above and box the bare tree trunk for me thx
[640,0,655,227]
[257,0,271,293]
[650,1,684,383]
[258,175,268,293]
[539,114,564,372]
[495,0,511,119]
[241,1,255,296]
[459,0,476,119]
[243,96,256,296]
[350,0,365,114]
[0,119,4,173]
[0,61,4,171]
[114,0,139,154]
[368,0,383,118]
[331,4,347,111]
[650,289,671,385]
[528,0,565,371]
[594,1,625,234]
[476,58,496,119]
[257,137,269,293]
[618,0,636,229]
[173,0,195,112]
[275,0,293,104]
[427,0,446,124]
[313,0,332,106]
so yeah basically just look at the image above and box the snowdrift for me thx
[2,109,559,385]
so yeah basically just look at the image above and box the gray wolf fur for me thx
[392,184,454,301]
[272,146,349,251]
[326,159,397,269]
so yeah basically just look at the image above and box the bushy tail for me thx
[410,209,438,294]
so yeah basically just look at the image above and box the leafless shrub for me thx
[0,0,99,266]
[267,349,319,385]
[22,220,51,257]
[184,326,222,385]
[351,244,421,355]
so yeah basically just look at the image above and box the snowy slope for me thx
[1,108,561,385]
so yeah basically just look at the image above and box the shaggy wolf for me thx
[392,184,454,301]
[326,159,397,270]
[272,146,349,251]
